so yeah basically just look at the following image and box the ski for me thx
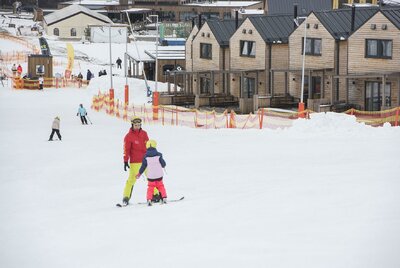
[137,196,185,205]
[116,196,184,207]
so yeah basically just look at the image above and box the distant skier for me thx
[121,117,149,206]
[38,75,44,90]
[48,116,62,141]
[17,64,22,77]
[116,57,122,69]
[136,140,168,206]
[76,104,88,125]
[86,69,92,81]
[11,64,17,77]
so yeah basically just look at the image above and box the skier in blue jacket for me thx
[77,104,88,125]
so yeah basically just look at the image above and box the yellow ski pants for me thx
[123,163,159,200]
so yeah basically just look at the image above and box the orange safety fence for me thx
[92,92,400,129]
[12,77,89,89]
[91,92,315,130]
[344,107,400,127]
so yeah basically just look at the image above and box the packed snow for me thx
[1,12,400,268]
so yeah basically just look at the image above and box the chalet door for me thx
[365,82,391,111]
[312,76,321,99]
[200,77,211,95]
[242,77,255,98]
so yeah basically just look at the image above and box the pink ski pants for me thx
[147,180,167,200]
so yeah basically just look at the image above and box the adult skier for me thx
[48,116,62,141]
[76,104,88,125]
[121,117,149,206]
[136,140,168,206]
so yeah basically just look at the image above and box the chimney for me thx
[235,10,239,29]
[294,4,298,28]
[198,13,202,29]
[351,4,356,32]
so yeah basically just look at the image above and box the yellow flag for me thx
[65,43,74,78]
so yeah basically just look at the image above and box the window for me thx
[53,28,59,36]
[365,39,392,59]
[240,41,256,57]
[302,38,322,56]
[365,82,391,111]
[200,43,212,59]
[163,64,174,75]
[200,77,211,94]
[71,28,77,37]
[242,77,255,98]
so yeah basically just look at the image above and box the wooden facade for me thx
[288,12,336,110]
[346,11,400,110]
[183,9,400,112]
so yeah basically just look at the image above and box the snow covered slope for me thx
[0,85,399,268]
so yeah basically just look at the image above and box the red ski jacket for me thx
[123,128,149,163]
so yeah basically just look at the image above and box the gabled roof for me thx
[248,15,295,43]
[206,19,244,47]
[314,7,380,40]
[44,4,112,26]
[266,0,332,16]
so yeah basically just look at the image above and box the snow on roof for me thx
[184,1,261,8]
[238,9,264,14]
[44,4,113,26]
[63,0,119,6]
[123,8,152,13]
[342,3,379,7]
[145,47,185,60]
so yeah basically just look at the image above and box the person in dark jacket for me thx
[116,57,122,69]
[86,69,92,81]
[136,139,167,206]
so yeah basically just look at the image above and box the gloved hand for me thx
[76,113,79,116]
[136,173,141,179]
[86,113,88,116]
[124,162,130,171]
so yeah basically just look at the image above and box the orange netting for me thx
[12,77,89,89]
[91,92,400,128]
[344,107,400,127]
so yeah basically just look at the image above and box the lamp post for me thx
[108,25,114,114]
[148,14,159,120]
[295,16,308,117]
[124,26,129,105]
[149,14,159,92]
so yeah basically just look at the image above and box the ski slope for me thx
[0,85,399,268]
[1,14,400,267]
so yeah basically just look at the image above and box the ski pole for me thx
[163,168,168,175]
[86,115,92,124]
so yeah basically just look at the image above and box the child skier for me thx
[136,140,167,206]
[76,104,88,125]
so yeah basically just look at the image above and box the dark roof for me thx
[249,15,295,43]
[314,7,380,39]
[206,19,244,47]
[267,0,332,16]
[381,8,400,29]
